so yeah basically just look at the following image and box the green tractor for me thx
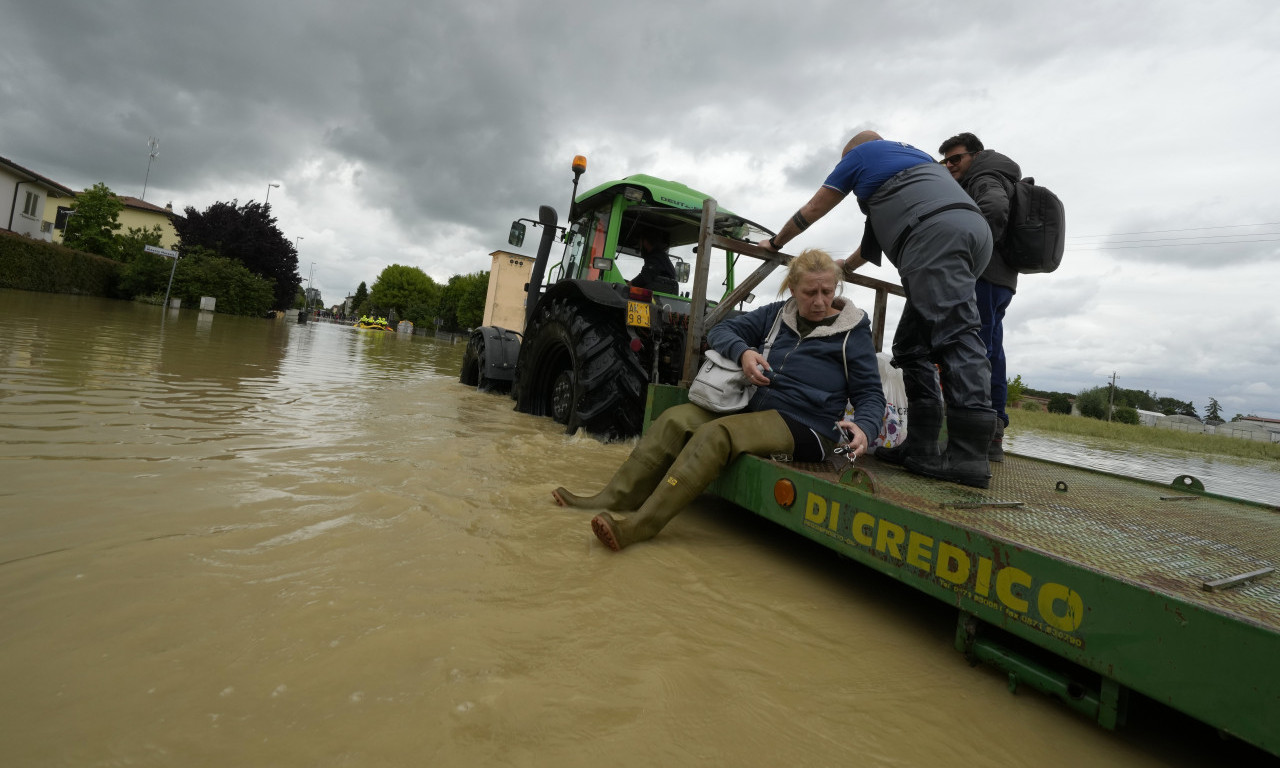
[459,155,775,440]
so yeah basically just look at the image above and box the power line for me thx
[1071,237,1280,251]
[1068,221,1280,240]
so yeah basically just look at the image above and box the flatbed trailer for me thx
[645,383,1280,757]
[667,199,1280,757]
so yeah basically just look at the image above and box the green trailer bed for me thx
[647,385,1280,757]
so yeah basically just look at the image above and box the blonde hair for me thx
[779,248,841,296]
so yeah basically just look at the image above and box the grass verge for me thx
[1008,408,1280,462]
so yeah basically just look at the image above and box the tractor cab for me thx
[509,169,768,306]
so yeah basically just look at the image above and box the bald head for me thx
[842,130,882,156]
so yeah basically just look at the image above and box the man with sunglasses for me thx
[757,130,997,488]
[938,132,1022,462]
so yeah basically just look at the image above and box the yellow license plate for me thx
[626,300,651,328]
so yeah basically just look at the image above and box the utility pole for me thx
[1108,371,1117,422]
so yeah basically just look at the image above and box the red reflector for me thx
[630,338,643,352]
[628,286,653,302]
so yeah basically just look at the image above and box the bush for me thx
[1076,387,1108,420]
[1047,393,1073,415]
[1020,400,1041,411]
[1113,405,1140,425]
[171,249,275,316]
[0,230,121,295]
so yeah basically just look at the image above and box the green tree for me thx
[1206,397,1223,422]
[352,281,369,312]
[368,264,438,319]
[1047,393,1072,414]
[1076,386,1109,420]
[440,271,488,330]
[63,182,124,258]
[1006,374,1025,409]
[171,247,275,316]
[174,200,299,309]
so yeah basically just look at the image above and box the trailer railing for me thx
[681,198,906,386]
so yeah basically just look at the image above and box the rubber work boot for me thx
[989,419,1006,462]
[551,403,716,510]
[591,410,793,551]
[873,400,943,467]
[905,408,996,489]
[552,454,666,511]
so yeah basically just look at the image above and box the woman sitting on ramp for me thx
[552,248,886,552]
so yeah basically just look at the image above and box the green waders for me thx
[552,403,720,510]
[590,407,794,551]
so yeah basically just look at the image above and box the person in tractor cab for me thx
[629,231,679,294]
[552,248,886,552]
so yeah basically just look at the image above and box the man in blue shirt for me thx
[758,130,997,488]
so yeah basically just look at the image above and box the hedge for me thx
[0,230,121,296]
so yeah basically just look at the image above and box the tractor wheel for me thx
[459,332,487,389]
[515,298,648,440]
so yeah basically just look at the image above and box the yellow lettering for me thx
[876,520,906,560]
[851,512,875,547]
[936,542,971,585]
[996,567,1032,613]
[828,501,840,532]
[805,493,826,525]
[1038,583,1085,632]
[975,557,993,597]
[906,531,934,570]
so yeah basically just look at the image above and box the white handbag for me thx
[688,309,785,413]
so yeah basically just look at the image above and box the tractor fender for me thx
[478,326,521,382]
[529,280,628,318]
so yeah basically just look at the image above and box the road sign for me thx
[144,245,179,259]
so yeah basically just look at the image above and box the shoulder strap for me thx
[762,303,786,354]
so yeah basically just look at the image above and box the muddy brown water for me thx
[1,289,1274,766]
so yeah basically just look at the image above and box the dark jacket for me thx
[961,149,1022,292]
[707,297,886,445]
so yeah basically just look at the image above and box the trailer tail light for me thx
[630,337,643,352]
[628,286,653,303]
[773,478,796,508]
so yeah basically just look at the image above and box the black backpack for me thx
[1003,177,1065,274]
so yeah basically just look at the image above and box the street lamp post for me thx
[307,260,316,313]
[265,183,280,206]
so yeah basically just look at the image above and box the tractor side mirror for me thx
[675,260,691,283]
[508,221,526,247]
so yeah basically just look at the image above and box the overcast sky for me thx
[4,1,1278,418]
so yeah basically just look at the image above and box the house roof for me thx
[0,154,76,196]
[117,195,174,215]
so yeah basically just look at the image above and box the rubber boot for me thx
[989,419,1005,463]
[591,410,792,551]
[552,454,666,511]
[874,400,943,467]
[905,408,996,489]
[552,403,716,510]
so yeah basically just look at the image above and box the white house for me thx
[1,155,75,243]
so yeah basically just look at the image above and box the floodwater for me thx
[2,289,1276,767]
[1008,432,1280,507]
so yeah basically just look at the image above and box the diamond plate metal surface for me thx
[781,453,1280,631]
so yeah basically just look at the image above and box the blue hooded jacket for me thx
[707,297,885,445]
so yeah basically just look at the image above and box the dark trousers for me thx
[976,278,1014,426]
[889,211,993,411]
